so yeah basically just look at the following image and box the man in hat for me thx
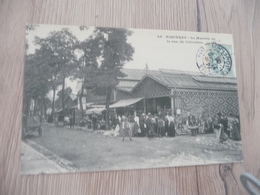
[146,113,153,137]
[92,113,97,130]
[69,114,74,128]
[122,115,132,141]
[139,113,146,136]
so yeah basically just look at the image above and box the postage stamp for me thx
[196,43,232,76]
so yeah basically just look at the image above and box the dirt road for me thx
[21,142,70,174]
[22,124,243,173]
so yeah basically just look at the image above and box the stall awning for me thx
[67,105,78,110]
[110,97,143,108]
[86,108,105,115]
[55,106,69,114]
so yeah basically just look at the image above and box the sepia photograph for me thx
[21,24,243,174]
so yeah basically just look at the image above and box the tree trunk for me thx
[42,96,47,119]
[51,87,56,121]
[26,98,30,116]
[79,89,84,119]
[105,87,112,130]
[79,77,86,119]
[61,77,65,115]
[40,99,43,116]
[51,73,58,122]
[34,98,37,115]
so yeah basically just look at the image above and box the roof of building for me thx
[120,69,162,80]
[116,80,139,92]
[120,68,237,91]
[74,68,237,98]
[141,74,237,90]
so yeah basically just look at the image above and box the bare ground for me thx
[23,124,243,173]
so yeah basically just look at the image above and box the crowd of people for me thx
[187,111,241,142]
[109,110,241,142]
[111,111,176,141]
[213,112,241,143]
[55,108,241,143]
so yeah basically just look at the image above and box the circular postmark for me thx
[196,43,232,76]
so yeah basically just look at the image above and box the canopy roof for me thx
[86,108,105,115]
[110,97,143,108]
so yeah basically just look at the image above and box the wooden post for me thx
[153,98,156,114]
[171,89,175,116]
[171,96,174,116]
[143,98,146,114]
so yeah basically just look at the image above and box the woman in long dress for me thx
[157,117,164,136]
[214,113,227,143]
[164,113,169,136]
[133,112,140,136]
[228,114,241,141]
[187,112,197,136]
[168,115,175,137]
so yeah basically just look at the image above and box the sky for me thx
[26,24,236,74]
[26,24,237,100]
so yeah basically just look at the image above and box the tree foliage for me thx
[34,28,78,80]
[25,24,38,51]
[33,28,78,116]
[55,87,72,110]
[82,27,135,128]
[24,28,78,117]
[24,26,135,128]
[86,27,134,95]
[23,51,52,115]
[72,28,103,118]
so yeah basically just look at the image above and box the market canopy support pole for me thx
[171,89,175,116]
[143,98,146,114]
[171,96,175,117]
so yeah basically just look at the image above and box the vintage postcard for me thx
[21,24,242,174]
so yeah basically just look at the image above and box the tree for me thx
[25,24,38,51]
[34,28,78,119]
[23,52,52,117]
[86,27,135,129]
[73,28,103,118]
[24,24,50,117]
[55,87,72,111]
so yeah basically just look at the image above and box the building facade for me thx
[81,68,239,120]
[111,69,239,119]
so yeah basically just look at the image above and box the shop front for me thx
[128,73,238,120]
[110,97,143,116]
[85,107,106,129]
